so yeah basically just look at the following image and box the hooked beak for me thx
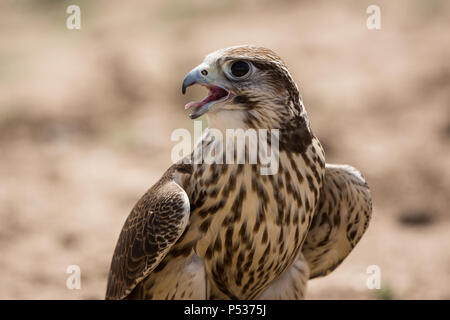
[181,65,231,119]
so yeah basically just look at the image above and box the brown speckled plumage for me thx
[105,45,372,300]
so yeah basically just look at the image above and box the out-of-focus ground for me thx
[0,0,449,299]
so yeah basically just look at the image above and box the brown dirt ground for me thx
[0,0,449,299]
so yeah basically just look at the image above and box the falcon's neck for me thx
[207,104,310,133]
[207,109,249,133]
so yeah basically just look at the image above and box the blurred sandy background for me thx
[0,0,449,299]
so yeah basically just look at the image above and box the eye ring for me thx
[226,60,252,80]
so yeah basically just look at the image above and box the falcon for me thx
[105,45,372,300]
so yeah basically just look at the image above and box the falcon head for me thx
[182,45,306,128]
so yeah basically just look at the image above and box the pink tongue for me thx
[184,86,227,110]
[184,101,204,110]
[184,92,216,110]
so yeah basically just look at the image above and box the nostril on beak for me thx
[182,67,206,94]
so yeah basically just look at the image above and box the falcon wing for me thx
[105,165,191,300]
[302,164,372,279]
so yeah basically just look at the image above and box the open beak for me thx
[182,65,230,119]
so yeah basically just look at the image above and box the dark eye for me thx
[230,60,250,78]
